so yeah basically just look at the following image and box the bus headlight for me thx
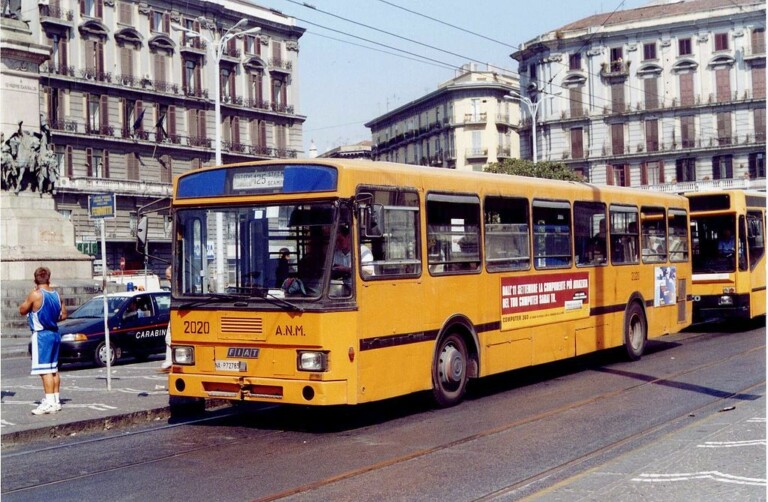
[173,346,195,365]
[298,351,328,372]
[718,295,734,306]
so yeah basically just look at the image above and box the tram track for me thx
[3,341,764,500]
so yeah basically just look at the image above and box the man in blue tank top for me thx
[19,267,68,415]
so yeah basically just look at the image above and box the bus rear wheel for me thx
[432,333,468,407]
[623,302,647,361]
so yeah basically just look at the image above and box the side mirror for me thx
[136,216,148,250]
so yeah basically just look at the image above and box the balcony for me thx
[39,5,74,29]
[465,147,488,159]
[497,146,512,158]
[600,60,630,79]
[269,58,293,72]
[641,177,765,194]
[463,112,487,125]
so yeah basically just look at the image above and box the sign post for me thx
[89,194,116,390]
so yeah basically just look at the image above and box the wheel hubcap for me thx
[439,344,464,385]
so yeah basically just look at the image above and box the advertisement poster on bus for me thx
[501,272,590,330]
[654,266,677,307]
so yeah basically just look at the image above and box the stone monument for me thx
[1,14,95,335]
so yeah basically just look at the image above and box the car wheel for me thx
[94,341,122,367]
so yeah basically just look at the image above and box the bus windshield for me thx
[176,202,340,298]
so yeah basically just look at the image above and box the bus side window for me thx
[610,205,639,265]
[668,208,689,262]
[427,193,481,275]
[574,201,606,267]
[357,188,421,278]
[641,206,667,263]
[532,199,572,269]
[484,196,530,272]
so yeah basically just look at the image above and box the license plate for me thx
[215,360,247,372]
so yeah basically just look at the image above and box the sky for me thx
[250,0,652,156]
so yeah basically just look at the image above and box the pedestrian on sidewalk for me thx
[161,265,172,372]
[19,266,67,415]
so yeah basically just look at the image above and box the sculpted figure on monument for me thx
[1,122,58,195]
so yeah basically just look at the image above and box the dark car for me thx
[55,291,170,367]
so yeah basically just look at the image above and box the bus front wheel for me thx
[623,302,647,361]
[432,333,468,407]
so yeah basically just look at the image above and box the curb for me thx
[1,399,232,446]
[1,407,173,446]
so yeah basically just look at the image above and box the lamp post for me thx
[172,19,261,291]
[505,91,557,163]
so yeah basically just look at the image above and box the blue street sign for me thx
[89,193,116,219]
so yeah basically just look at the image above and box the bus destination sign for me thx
[232,170,284,191]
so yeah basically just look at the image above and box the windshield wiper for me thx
[178,293,242,309]
[240,287,304,312]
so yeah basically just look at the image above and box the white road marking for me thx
[698,439,766,448]
[633,471,767,487]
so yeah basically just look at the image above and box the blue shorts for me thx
[30,330,61,375]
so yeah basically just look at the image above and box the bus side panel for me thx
[355,280,436,403]
[750,250,766,319]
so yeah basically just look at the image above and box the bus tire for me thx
[623,302,647,361]
[432,332,468,407]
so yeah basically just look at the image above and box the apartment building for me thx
[366,64,520,171]
[511,0,765,191]
[21,0,304,272]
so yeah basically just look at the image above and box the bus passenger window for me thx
[484,196,530,272]
[532,200,572,269]
[574,201,606,267]
[668,208,689,262]
[641,207,667,263]
[610,205,639,264]
[357,188,421,278]
[427,193,481,275]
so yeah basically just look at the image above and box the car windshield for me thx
[70,296,128,318]
[176,203,340,299]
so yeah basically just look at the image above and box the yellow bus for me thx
[688,190,766,324]
[167,160,692,407]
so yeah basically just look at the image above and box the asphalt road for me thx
[2,323,765,501]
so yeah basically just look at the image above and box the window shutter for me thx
[198,110,206,140]
[80,0,84,16]
[233,117,240,145]
[259,121,267,147]
[168,106,176,136]
[103,150,109,178]
[641,163,648,185]
[623,165,630,187]
[96,0,103,18]
[135,100,143,130]
[96,42,104,75]
[60,38,68,68]
[100,95,108,128]
[163,12,170,33]
[86,148,93,176]
[66,145,73,177]
[188,109,198,139]
[606,165,614,185]
[658,161,665,183]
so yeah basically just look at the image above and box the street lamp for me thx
[172,18,261,165]
[505,91,558,163]
[172,19,261,291]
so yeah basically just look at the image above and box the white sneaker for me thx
[54,401,62,412]
[31,400,58,415]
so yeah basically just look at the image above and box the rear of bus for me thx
[688,191,767,323]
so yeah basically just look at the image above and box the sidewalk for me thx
[1,335,202,446]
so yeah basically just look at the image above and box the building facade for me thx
[8,0,305,274]
[511,0,765,191]
[366,64,520,171]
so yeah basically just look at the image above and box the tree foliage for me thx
[484,159,582,181]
